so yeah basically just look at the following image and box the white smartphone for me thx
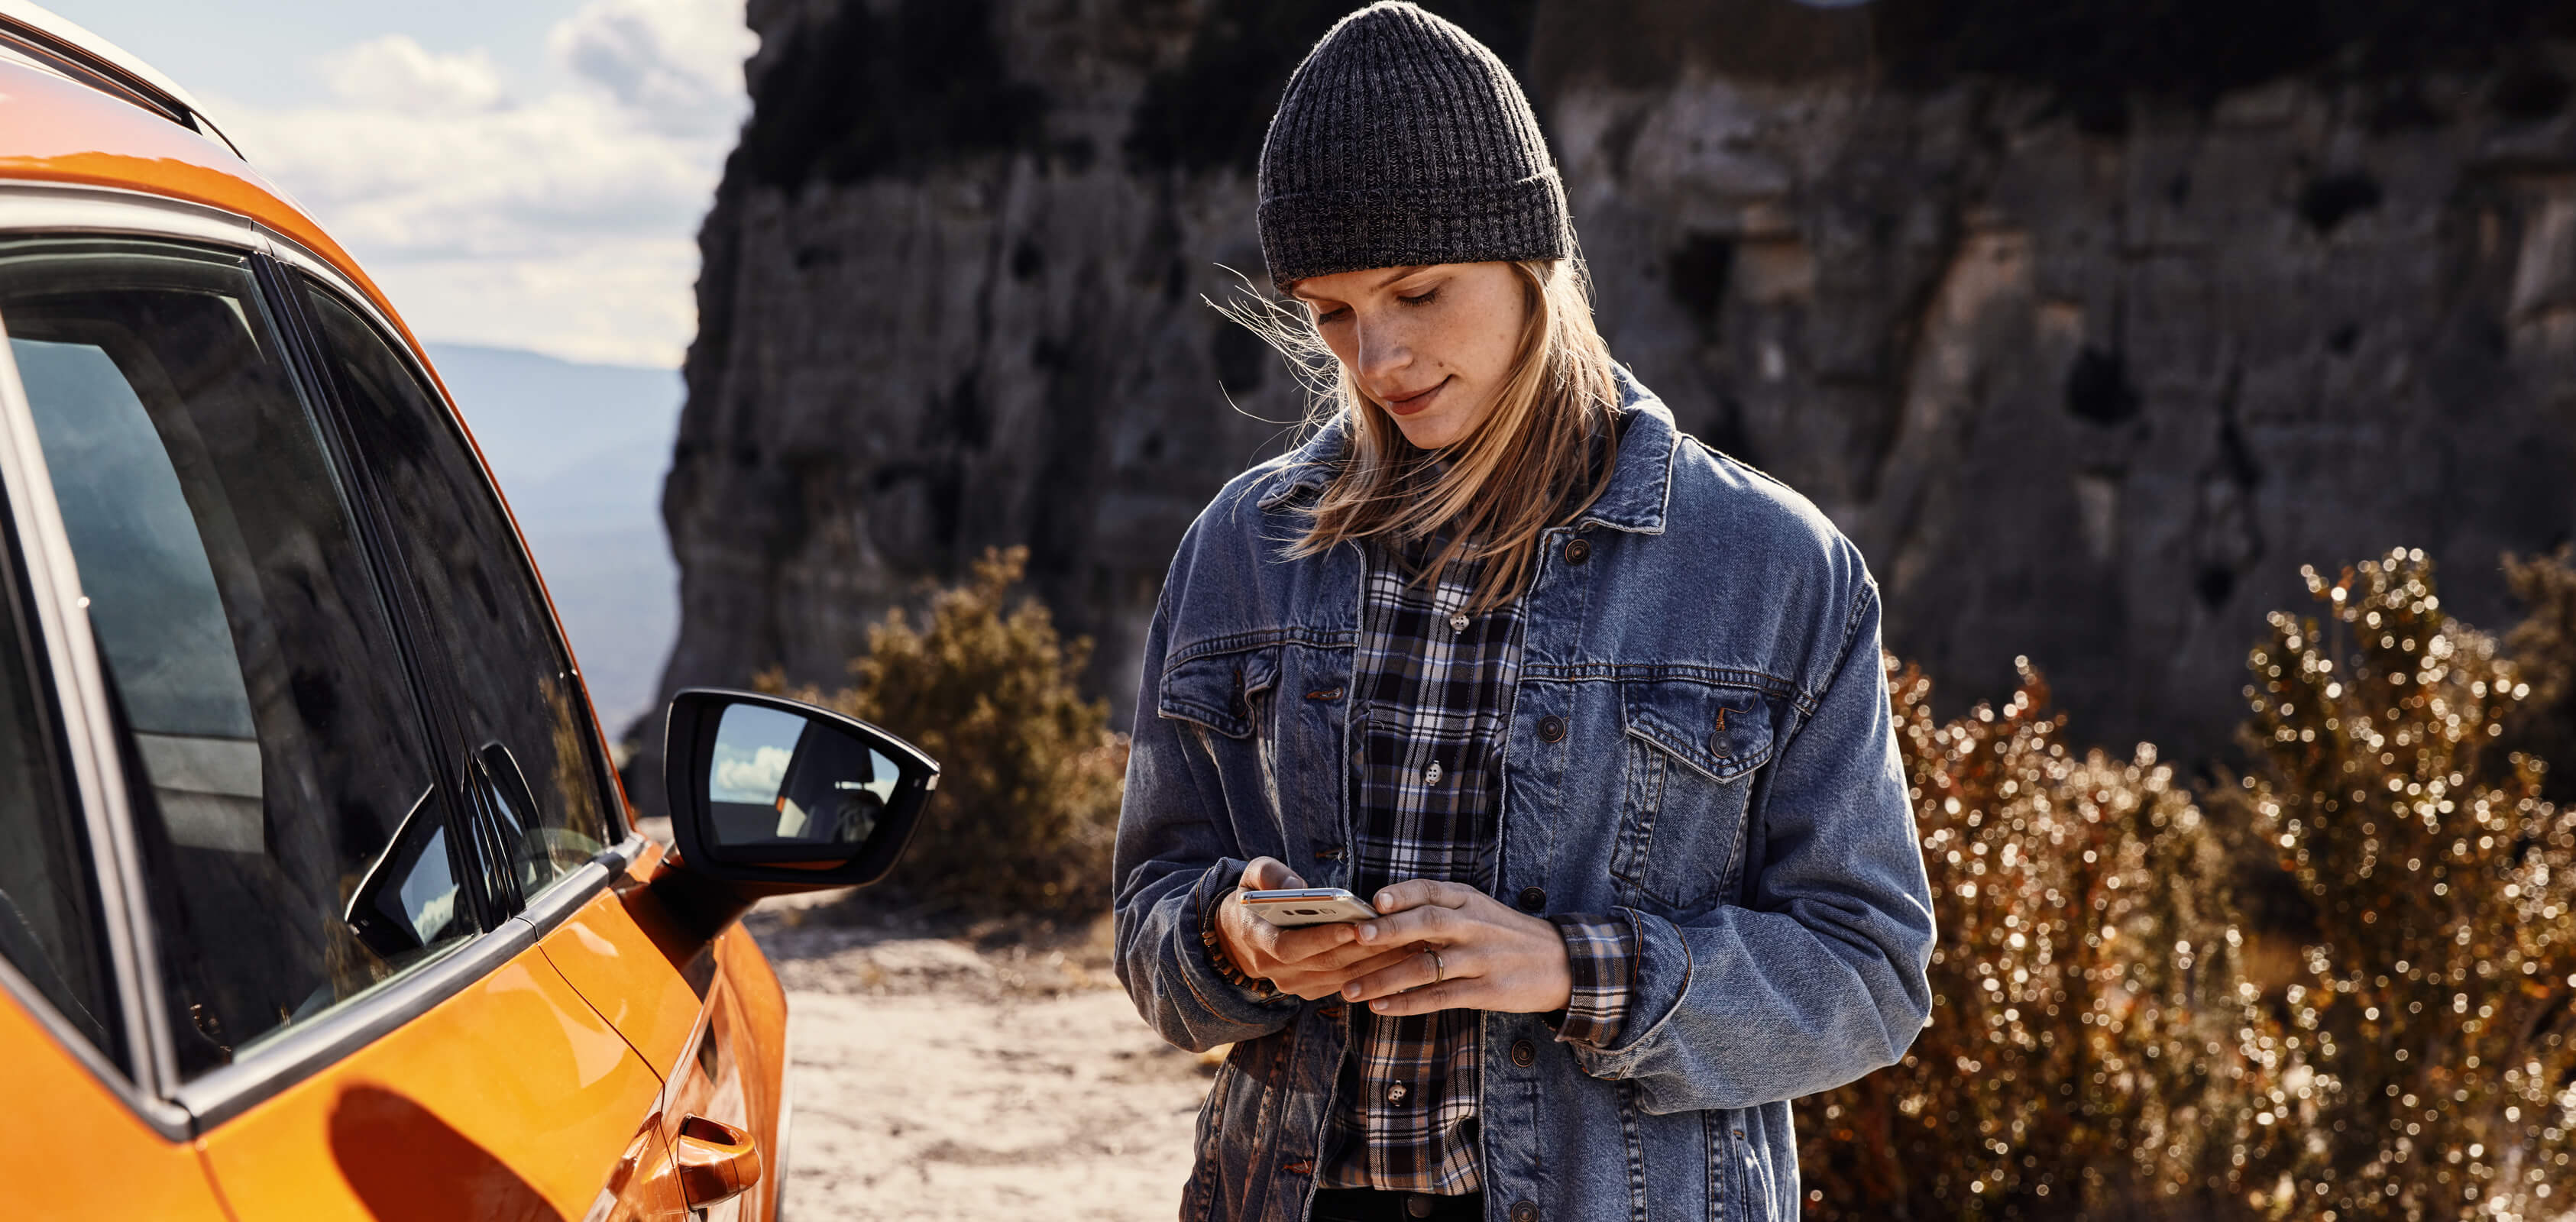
[1239,887,1380,927]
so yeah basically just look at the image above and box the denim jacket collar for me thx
[1254,365,1677,535]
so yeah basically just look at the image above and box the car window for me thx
[0,525,121,1064]
[298,283,615,904]
[0,239,471,1078]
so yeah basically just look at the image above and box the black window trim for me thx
[251,252,514,939]
[0,191,649,1136]
[266,238,638,856]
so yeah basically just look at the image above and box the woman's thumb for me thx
[1241,856,1306,891]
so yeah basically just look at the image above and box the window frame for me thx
[0,181,647,1136]
[0,335,176,1134]
[275,257,637,891]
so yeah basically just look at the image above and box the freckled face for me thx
[1293,262,1529,451]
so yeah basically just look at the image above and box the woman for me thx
[1112,5,1936,1220]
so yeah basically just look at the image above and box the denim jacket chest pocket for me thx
[1610,679,1778,914]
[1157,645,1291,850]
[1157,646,1282,742]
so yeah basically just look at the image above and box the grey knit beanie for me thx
[1257,2,1568,288]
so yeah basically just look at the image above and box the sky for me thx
[41,0,755,368]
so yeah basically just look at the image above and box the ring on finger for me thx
[1427,948,1444,984]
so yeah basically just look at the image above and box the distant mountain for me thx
[427,343,681,742]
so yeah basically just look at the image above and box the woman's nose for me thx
[1354,319,1409,386]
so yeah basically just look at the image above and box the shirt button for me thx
[1563,538,1591,565]
[1510,1039,1536,1067]
[1386,1079,1410,1105]
[1537,715,1565,743]
[1511,1201,1540,1222]
[1516,886,1546,912]
[1425,760,1443,785]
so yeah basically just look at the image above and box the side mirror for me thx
[661,689,940,888]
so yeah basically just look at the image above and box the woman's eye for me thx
[1316,306,1351,325]
[1398,289,1439,307]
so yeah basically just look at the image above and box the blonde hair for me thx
[1222,258,1623,613]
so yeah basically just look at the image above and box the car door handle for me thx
[672,1114,762,1209]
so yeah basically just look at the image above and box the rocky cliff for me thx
[645,0,2576,807]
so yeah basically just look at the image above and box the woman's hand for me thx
[1338,879,1573,1017]
[1213,858,1419,1001]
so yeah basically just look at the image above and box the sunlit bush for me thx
[2224,548,2576,1220]
[772,546,1128,918]
[2500,546,2576,807]
[1798,658,2291,1219]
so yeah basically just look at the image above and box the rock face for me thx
[1543,1,2576,763]
[646,0,2576,807]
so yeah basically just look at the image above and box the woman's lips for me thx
[1383,377,1449,416]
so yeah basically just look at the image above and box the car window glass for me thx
[0,530,121,1064]
[0,239,468,1078]
[299,283,614,903]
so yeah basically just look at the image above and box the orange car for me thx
[0,6,936,1218]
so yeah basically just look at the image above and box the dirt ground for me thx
[743,897,1214,1220]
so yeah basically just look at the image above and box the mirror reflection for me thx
[342,788,466,964]
[705,703,898,854]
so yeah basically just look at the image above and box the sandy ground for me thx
[743,900,1212,1220]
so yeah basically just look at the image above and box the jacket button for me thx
[1563,538,1591,565]
[1537,715,1565,743]
[1516,886,1546,912]
[1511,1201,1539,1222]
[1510,1039,1536,1067]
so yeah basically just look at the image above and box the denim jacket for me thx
[1112,372,1936,1222]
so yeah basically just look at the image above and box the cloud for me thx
[552,0,758,137]
[316,35,505,114]
[203,0,754,367]
[712,743,791,803]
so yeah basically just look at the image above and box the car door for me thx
[0,228,690,1220]
[283,260,769,1220]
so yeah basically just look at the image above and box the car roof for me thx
[0,2,217,136]
[0,1,423,363]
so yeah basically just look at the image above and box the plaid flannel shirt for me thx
[1312,529,1639,1195]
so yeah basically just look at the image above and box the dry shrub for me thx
[1799,657,2288,1219]
[2501,545,2576,807]
[773,546,1128,918]
[2223,548,2576,1219]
